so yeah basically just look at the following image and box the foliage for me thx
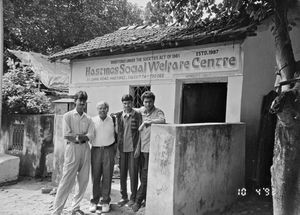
[149,0,298,28]
[144,1,170,25]
[149,0,275,26]
[3,0,143,55]
[2,59,52,114]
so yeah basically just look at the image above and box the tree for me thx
[268,1,300,214]
[144,1,169,25]
[3,0,143,55]
[154,0,300,214]
[2,58,52,114]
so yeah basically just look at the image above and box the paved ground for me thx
[223,195,272,215]
[0,177,272,215]
[0,177,144,215]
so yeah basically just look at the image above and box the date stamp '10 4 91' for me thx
[237,188,275,197]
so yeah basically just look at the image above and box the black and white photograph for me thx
[0,0,300,214]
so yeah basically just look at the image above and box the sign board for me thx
[72,44,241,83]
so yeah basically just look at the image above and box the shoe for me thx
[132,202,141,212]
[89,203,97,213]
[125,199,135,207]
[97,201,103,207]
[102,204,110,213]
[117,198,128,206]
[99,197,103,206]
[71,209,85,215]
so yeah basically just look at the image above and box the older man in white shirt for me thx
[89,101,117,213]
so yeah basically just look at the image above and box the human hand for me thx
[77,134,88,143]
[138,123,145,131]
[143,119,152,126]
[134,149,140,158]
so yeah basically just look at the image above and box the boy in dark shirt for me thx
[114,94,142,207]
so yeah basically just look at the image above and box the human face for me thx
[122,100,133,113]
[75,98,87,114]
[143,98,154,112]
[97,104,108,119]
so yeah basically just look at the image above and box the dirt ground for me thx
[0,177,272,215]
[0,177,144,215]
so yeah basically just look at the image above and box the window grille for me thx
[130,85,151,108]
[10,123,24,151]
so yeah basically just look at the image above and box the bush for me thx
[2,59,52,114]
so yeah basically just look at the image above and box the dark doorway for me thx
[181,83,227,123]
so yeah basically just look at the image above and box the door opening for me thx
[181,83,227,123]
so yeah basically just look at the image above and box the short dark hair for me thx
[74,91,88,102]
[141,91,155,102]
[121,94,133,102]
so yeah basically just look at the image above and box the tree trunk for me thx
[271,0,300,214]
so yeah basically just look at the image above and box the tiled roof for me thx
[49,16,259,61]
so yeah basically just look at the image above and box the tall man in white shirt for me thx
[52,91,95,215]
[89,101,117,213]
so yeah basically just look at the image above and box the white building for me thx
[50,17,300,186]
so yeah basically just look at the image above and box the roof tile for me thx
[49,15,260,61]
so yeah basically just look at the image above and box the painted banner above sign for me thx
[72,44,241,83]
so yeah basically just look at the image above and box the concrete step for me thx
[0,154,20,184]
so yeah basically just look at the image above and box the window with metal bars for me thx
[10,123,24,151]
[129,85,151,108]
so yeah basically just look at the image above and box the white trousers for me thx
[52,143,90,215]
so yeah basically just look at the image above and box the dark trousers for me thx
[90,144,115,204]
[119,151,139,201]
[136,152,149,204]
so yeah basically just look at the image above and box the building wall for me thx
[69,82,176,122]
[227,75,244,122]
[0,154,20,184]
[0,114,54,177]
[52,115,65,185]
[241,29,276,186]
[70,84,128,116]
[144,82,176,123]
[241,22,300,186]
[64,26,300,189]
[146,123,245,215]
[69,43,242,123]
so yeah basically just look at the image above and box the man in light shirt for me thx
[52,91,95,215]
[89,101,117,213]
[132,91,166,212]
